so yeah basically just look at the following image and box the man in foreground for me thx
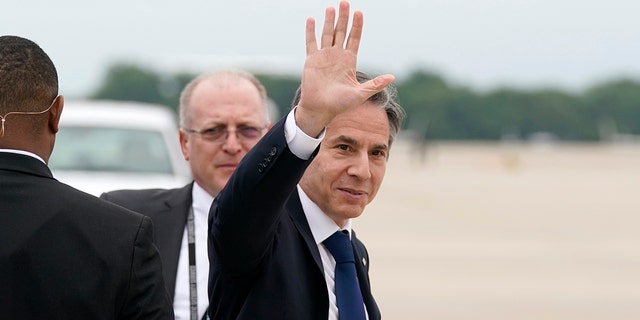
[208,2,405,319]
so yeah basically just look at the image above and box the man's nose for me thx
[346,152,371,179]
[221,130,242,153]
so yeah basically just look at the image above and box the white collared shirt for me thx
[174,182,213,320]
[298,185,354,320]
[0,148,46,163]
[284,106,325,159]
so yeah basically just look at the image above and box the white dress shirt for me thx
[298,185,357,320]
[174,182,212,320]
[0,148,45,163]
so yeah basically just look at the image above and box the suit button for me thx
[269,147,277,156]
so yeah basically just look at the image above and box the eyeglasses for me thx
[183,125,267,144]
[1,95,58,137]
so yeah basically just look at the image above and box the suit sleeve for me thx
[208,117,317,274]
[119,215,174,320]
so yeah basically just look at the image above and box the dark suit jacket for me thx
[208,118,381,320]
[100,183,193,299]
[0,152,174,320]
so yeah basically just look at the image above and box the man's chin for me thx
[217,165,237,173]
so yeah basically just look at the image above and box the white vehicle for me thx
[49,100,191,196]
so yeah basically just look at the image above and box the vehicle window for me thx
[49,126,174,174]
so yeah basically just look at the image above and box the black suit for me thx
[0,152,174,320]
[208,118,381,319]
[100,184,193,299]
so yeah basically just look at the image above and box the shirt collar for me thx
[0,148,46,164]
[192,181,215,214]
[297,185,352,245]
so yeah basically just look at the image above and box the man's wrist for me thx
[285,107,324,160]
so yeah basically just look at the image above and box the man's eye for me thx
[202,127,225,137]
[337,145,350,151]
[204,127,223,133]
[371,150,386,157]
[239,126,260,138]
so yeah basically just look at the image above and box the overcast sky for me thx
[4,0,640,97]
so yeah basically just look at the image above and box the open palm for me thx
[297,1,394,135]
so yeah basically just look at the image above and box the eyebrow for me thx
[334,135,388,151]
[201,121,260,128]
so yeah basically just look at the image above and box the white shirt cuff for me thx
[284,106,324,160]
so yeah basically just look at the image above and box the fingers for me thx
[320,6,336,48]
[311,1,362,52]
[345,10,363,54]
[332,1,350,47]
[305,17,317,55]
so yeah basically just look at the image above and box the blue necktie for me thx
[323,230,366,320]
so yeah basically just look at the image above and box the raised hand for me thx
[296,1,395,137]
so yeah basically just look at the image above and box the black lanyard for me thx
[187,206,198,320]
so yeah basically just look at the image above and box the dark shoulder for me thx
[102,188,174,202]
[52,180,149,226]
[100,184,191,211]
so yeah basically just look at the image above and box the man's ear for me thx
[178,128,190,161]
[48,95,64,134]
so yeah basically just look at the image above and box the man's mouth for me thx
[338,187,367,197]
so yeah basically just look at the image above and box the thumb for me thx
[360,74,395,98]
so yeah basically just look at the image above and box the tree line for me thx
[90,63,640,141]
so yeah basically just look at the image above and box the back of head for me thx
[0,35,58,138]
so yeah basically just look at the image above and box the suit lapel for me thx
[156,183,193,298]
[287,188,324,273]
[352,231,381,319]
[285,187,379,318]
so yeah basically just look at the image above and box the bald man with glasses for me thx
[101,70,272,320]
